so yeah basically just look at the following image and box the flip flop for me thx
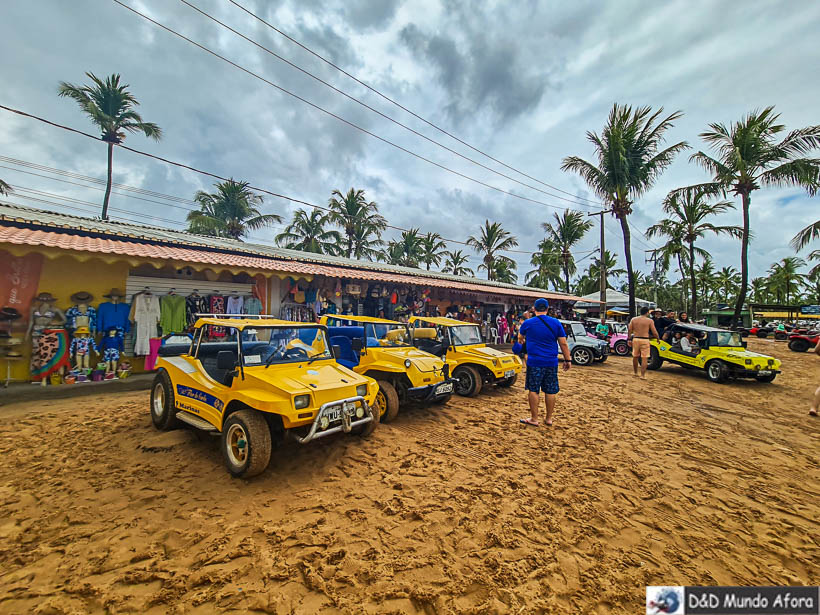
[810,410,818,417]
[520,418,539,427]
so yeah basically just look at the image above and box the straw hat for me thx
[103,288,125,299]
[35,291,57,303]
[70,291,94,304]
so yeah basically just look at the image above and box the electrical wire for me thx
[226,0,604,207]
[112,0,590,215]
[178,0,599,210]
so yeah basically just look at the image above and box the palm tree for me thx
[490,259,518,284]
[0,179,11,196]
[749,277,771,304]
[526,238,563,290]
[767,257,807,304]
[587,250,626,285]
[419,232,447,270]
[348,221,384,261]
[380,229,422,267]
[466,220,518,281]
[58,72,161,220]
[275,209,342,254]
[689,107,820,324]
[695,257,718,306]
[562,104,688,317]
[714,266,741,304]
[442,250,474,276]
[187,179,282,240]
[791,221,820,278]
[542,210,593,292]
[646,220,689,311]
[648,187,741,318]
[327,188,387,258]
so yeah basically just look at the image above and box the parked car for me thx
[586,320,631,356]
[788,332,820,352]
[645,323,781,383]
[408,315,522,397]
[559,320,610,365]
[151,317,379,478]
[320,315,453,420]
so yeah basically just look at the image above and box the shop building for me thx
[0,203,587,384]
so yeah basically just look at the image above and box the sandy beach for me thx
[1,337,817,614]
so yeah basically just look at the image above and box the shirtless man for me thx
[628,306,659,379]
[810,340,820,417]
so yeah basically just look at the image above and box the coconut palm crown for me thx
[187,180,282,240]
[276,209,342,254]
[466,220,518,281]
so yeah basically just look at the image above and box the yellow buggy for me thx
[151,316,379,478]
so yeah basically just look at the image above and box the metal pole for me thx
[588,210,612,318]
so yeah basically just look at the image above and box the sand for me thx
[0,338,817,614]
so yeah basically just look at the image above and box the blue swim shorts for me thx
[525,365,559,394]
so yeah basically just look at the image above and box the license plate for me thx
[435,382,453,395]
[758,370,771,375]
[324,407,342,422]
[504,370,515,378]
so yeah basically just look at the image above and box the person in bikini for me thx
[628,306,659,379]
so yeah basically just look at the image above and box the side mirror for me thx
[741,341,748,349]
[216,350,235,371]
[351,338,364,354]
[331,344,341,360]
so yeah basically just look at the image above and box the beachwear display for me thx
[65,305,97,334]
[208,295,226,337]
[70,335,98,357]
[31,328,71,382]
[159,293,187,334]
[100,330,124,363]
[132,292,161,355]
[226,294,244,314]
[244,296,262,315]
[97,301,131,333]
[186,294,208,327]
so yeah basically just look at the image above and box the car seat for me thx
[329,336,359,369]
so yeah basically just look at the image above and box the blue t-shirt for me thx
[519,315,566,367]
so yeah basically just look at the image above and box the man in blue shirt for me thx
[518,298,571,427]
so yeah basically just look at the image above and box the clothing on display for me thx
[244,296,262,315]
[279,304,315,322]
[100,330,124,363]
[226,294,244,314]
[186,293,208,327]
[131,291,161,356]
[97,301,131,333]
[159,293,187,334]
[31,329,71,381]
[208,295,226,337]
[70,335,98,357]
[65,305,97,334]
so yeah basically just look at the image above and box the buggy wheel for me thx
[571,347,593,365]
[788,339,810,352]
[613,340,630,356]
[705,360,728,384]
[221,410,271,478]
[756,330,769,338]
[453,365,482,397]
[374,380,400,423]
[646,346,663,370]
[150,370,180,431]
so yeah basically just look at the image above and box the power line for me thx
[177,0,599,211]
[0,104,591,259]
[225,0,604,207]
[112,0,588,215]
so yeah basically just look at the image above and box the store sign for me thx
[0,251,44,322]
[801,305,820,315]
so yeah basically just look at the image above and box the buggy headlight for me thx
[319,415,329,430]
[294,394,310,409]
[404,359,412,369]
[355,406,364,418]
[356,384,367,397]
[745,359,752,365]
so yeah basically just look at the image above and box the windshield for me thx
[451,325,482,346]
[241,326,332,366]
[611,323,628,335]
[366,323,411,347]
[569,323,587,338]
[711,331,744,347]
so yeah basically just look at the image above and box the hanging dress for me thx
[133,293,161,355]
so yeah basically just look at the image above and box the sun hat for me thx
[533,298,549,311]
[74,326,91,335]
[103,288,125,299]
[0,307,22,321]
[35,292,57,303]
[70,291,94,304]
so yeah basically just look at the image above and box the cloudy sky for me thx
[1,0,818,285]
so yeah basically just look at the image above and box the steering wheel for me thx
[282,347,309,360]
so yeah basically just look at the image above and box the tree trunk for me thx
[677,254,687,313]
[102,142,114,220]
[346,227,353,259]
[688,240,697,319]
[732,192,751,327]
[563,254,570,293]
[618,215,635,317]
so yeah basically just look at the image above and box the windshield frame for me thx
[240,325,333,367]
[450,324,483,346]
[364,322,412,347]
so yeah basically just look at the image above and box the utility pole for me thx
[587,209,612,318]
[645,250,660,307]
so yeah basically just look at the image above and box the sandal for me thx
[520,418,539,427]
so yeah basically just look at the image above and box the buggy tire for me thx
[756,330,769,338]
[788,338,810,352]
[755,373,777,383]
[375,380,400,423]
[453,365,482,397]
[774,332,788,341]
[595,355,608,363]
[221,409,271,478]
[705,360,728,384]
[613,340,630,356]
[150,370,180,431]
[571,347,593,366]
[639,346,663,371]
[497,374,518,388]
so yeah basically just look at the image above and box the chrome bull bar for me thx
[293,395,374,444]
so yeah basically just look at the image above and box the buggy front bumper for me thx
[293,395,375,444]
[407,378,456,402]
